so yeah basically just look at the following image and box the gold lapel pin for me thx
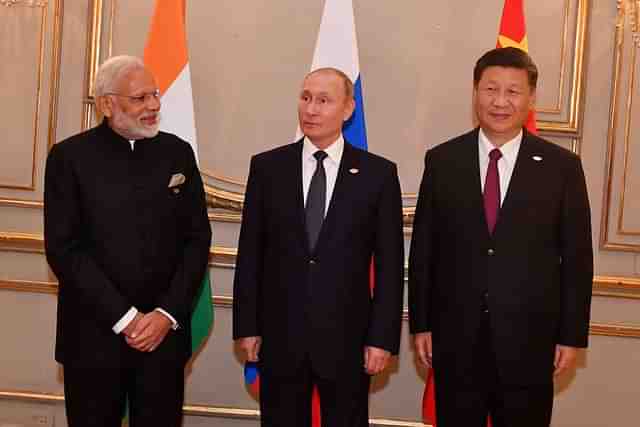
[532,156,543,162]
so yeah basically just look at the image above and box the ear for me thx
[343,97,356,122]
[471,86,479,127]
[529,88,537,109]
[97,95,113,118]
[472,83,479,99]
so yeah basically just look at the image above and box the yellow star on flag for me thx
[497,34,529,52]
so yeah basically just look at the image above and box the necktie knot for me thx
[314,150,328,162]
[489,148,502,162]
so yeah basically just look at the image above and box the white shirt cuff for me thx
[155,308,179,330]
[113,307,138,334]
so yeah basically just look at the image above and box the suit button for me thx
[482,292,489,313]
[309,259,316,265]
[487,248,495,256]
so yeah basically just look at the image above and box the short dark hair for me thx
[306,67,354,100]
[473,47,538,89]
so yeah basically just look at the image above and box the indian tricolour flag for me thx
[143,0,213,353]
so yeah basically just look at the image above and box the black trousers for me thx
[63,331,187,427]
[259,356,371,427]
[434,313,554,427]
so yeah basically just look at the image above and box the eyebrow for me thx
[129,89,159,95]
[482,80,525,87]
[301,90,331,96]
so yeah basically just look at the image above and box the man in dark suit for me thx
[44,56,211,427]
[233,67,404,427]
[409,47,593,427]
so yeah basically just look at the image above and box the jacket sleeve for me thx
[557,154,593,348]
[366,163,405,354]
[408,150,436,334]
[44,143,131,328]
[232,155,265,340]
[157,145,212,326]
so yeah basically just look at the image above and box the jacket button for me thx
[487,248,495,256]
[309,259,316,265]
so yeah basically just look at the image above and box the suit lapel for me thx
[493,130,539,238]
[312,141,360,256]
[460,129,492,241]
[289,140,310,255]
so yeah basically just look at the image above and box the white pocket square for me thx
[168,173,186,188]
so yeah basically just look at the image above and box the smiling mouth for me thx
[489,113,511,120]
[141,116,158,125]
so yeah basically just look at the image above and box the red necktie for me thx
[483,148,502,234]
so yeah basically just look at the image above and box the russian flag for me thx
[244,361,260,398]
[304,2,370,424]
[247,2,368,426]
[296,0,368,151]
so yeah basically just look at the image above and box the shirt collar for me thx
[303,134,344,165]
[479,128,522,165]
[98,119,153,150]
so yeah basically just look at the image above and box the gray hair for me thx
[94,55,146,97]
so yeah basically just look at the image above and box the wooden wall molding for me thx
[2,230,640,297]
[0,231,236,266]
[600,0,640,252]
[0,0,62,192]
[2,275,639,339]
[0,389,430,427]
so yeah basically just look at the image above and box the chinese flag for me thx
[422,2,535,425]
[496,0,538,134]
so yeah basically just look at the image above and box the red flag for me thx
[422,368,436,425]
[312,387,322,427]
[496,0,537,134]
[422,2,534,425]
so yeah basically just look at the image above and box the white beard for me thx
[111,110,161,139]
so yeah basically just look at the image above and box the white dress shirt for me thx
[112,140,179,334]
[478,129,523,205]
[302,135,344,215]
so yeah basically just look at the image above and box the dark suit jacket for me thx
[44,121,211,366]
[233,139,404,380]
[408,128,593,385]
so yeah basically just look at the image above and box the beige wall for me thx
[1,0,639,426]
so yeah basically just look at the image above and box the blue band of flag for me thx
[343,76,368,151]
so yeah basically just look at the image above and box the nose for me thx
[146,93,161,111]
[304,100,319,115]
[492,90,509,107]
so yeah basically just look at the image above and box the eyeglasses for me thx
[104,89,160,105]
